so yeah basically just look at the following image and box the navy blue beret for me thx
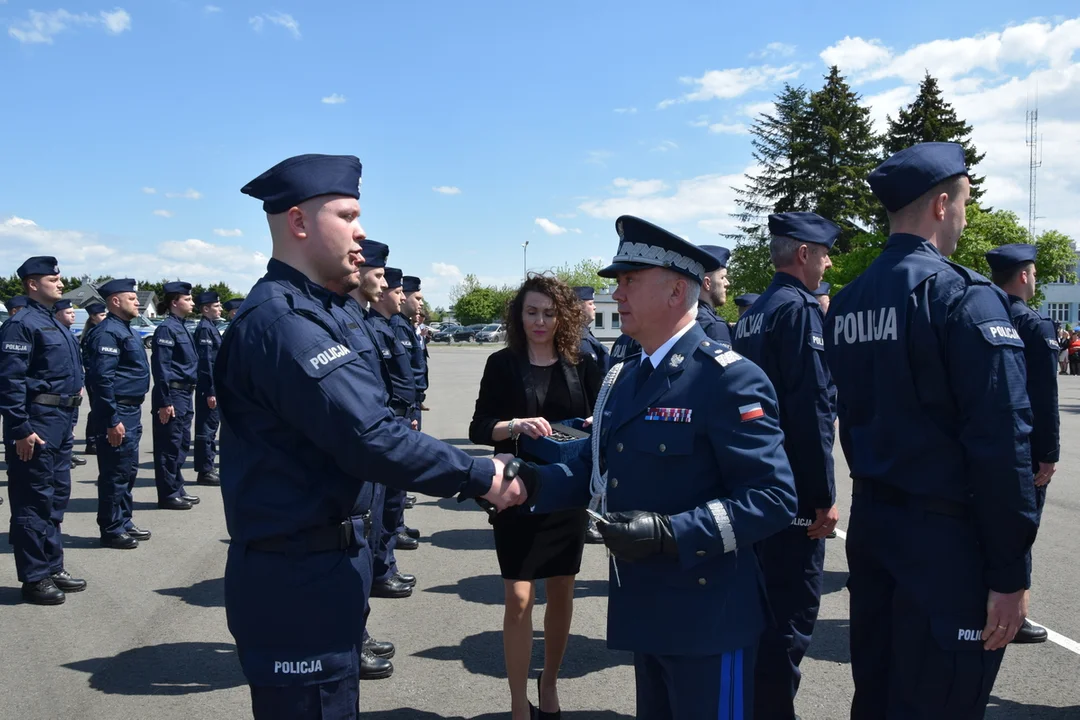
[812,282,831,297]
[573,286,595,301]
[17,256,59,279]
[196,291,220,306]
[241,154,363,214]
[5,295,29,312]
[869,142,969,213]
[98,278,137,297]
[402,276,422,293]
[84,301,106,315]
[384,267,403,289]
[222,298,244,312]
[599,216,720,283]
[163,281,192,295]
[698,245,731,268]
[768,212,840,250]
[54,299,72,311]
[734,293,759,308]
[359,240,389,268]
[986,243,1037,272]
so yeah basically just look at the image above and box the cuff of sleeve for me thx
[985,558,1031,594]
[12,422,32,440]
[670,501,737,570]
[459,457,495,499]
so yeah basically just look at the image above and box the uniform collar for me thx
[641,320,697,369]
[25,297,52,313]
[106,312,131,327]
[265,258,336,308]
[885,233,943,258]
[771,271,812,293]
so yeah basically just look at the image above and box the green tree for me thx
[452,287,504,326]
[551,258,608,291]
[726,231,775,304]
[431,305,446,321]
[61,276,82,291]
[1033,229,1077,309]
[806,66,880,251]
[0,274,24,303]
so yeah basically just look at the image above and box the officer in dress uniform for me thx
[824,143,1038,718]
[86,280,153,549]
[986,243,1059,646]
[521,216,798,719]
[732,212,840,719]
[574,286,611,372]
[0,257,87,605]
[5,295,29,317]
[151,282,201,510]
[221,153,526,718]
[811,282,831,316]
[696,245,734,350]
[53,299,87,467]
[223,298,244,320]
[80,301,107,456]
[193,291,223,486]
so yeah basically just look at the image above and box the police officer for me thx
[223,298,244,320]
[396,276,427,512]
[824,143,1038,718]
[811,282,831,315]
[732,212,839,719]
[573,286,611,372]
[0,258,86,605]
[221,153,525,717]
[4,295,29,317]
[697,245,734,350]
[986,243,1058,645]
[86,279,153,549]
[522,216,798,718]
[80,301,107,456]
[193,291,223,486]
[734,294,758,318]
[53,299,87,467]
[151,282,200,510]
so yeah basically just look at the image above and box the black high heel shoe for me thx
[536,671,562,719]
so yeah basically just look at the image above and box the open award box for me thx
[518,418,591,466]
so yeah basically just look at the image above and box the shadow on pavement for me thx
[821,569,848,596]
[426,528,495,551]
[433,497,485,513]
[986,697,1080,718]
[804,618,850,665]
[0,532,101,555]
[361,711,633,719]
[156,577,225,608]
[426,574,608,606]
[414,630,631,680]
[0,586,26,605]
[63,642,245,695]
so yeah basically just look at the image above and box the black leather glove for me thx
[474,458,542,517]
[596,510,678,562]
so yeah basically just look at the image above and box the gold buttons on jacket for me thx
[658,444,666,453]
[616,443,624,452]
[698,578,707,585]
[610,478,619,488]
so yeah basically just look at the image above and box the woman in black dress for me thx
[469,274,602,720]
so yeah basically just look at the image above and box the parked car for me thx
[454,324,487,342]
[431,325,462,343]
[131,314,158,347]
[475,323,506,343]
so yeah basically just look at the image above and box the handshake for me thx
[477,454,538,514]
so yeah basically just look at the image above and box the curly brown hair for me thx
[504,273,585,364]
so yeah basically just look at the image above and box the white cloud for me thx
[658,64,802,108]
[249,12,300,39]
[204,5,222,13]
[213,228,243,237]
[579,170,748,227]
[152,209,174,218]
[141,187,156,194]
[652,140,679,152]
[820,36,892,73]
[431,262,463,279]
[614,107,638,114]
[8,8,132,44]
[165,188,202,200]
[432,186,461,195]
[321,93,346,105]
[708,122,750,135]
[585,150,613,166]
[535,218,574,235]
[752,42,796,59]
[740,101,776,119]
[612,178,668,197]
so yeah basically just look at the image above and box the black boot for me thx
[359,648,393,679]
[50,569,87,593]
[585,522,604,544]
[404,495,417,509]
[71,455,87,466]
[363,636,396,659]
[22,577,66,605]
[395,532,419,550]
[1011,618,1049,644]
[197,471,221,486]
[404,526,420,540]
[371,576,413,599]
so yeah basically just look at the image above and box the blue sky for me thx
[2,1,1079,307]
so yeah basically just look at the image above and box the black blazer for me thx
[469,347,603,456]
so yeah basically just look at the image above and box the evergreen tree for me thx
[805,66,880,252]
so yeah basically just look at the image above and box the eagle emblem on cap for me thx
[669,353,684,368]
[357,177,363,195]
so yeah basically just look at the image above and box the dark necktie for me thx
[635,358,654,394]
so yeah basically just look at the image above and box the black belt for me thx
[852,478,968,518]
[389,399,412,417]
[168,381,196,392]
[116,395,145,407]
[247,520,357,554]
[31,393,82,408]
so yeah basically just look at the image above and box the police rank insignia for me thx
[645,407,692,422]
[669,353,684,368]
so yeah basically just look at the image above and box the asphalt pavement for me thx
[0,343,1078,719]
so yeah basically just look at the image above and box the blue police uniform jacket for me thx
[84,314,151,428]
[531,323,797,656]
[732,272,836,513]
[151,314,197,409]
[0,299,83,444]
[214,259,495,686]
[396,313,429,401]
[193,317,222,397]
[824,234,1038,596]
[1007,296,1059,465]
[370,311,418,413]
[696,302,733,350]
[580,328,611,372]
[609,333,641,363]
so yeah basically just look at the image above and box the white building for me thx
[1038,249,1080,327]
[593,290,622,342]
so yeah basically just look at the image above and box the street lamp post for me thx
[522,241,529,281]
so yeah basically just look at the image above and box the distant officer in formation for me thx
[223,297,244,320]
[4,294,29,317]
[523,216,798,718]
[574,286,611,372]
[825,142,1038,718]
[732,211,840,719]
[53,299,88,467]
[986,243,1059,645]
[220,153,525,717]
[151,282,201,510]
[402,275,430,414]
[193,291,223,486]
[0,257,86,605]
[734,293,758,318]
[80,301,107,456]
[811,282,831,315]
[696,245,733,350]
[85,279,152,549]
[391,276,427,516]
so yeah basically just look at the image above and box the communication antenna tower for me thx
[1026,103,1043,240]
